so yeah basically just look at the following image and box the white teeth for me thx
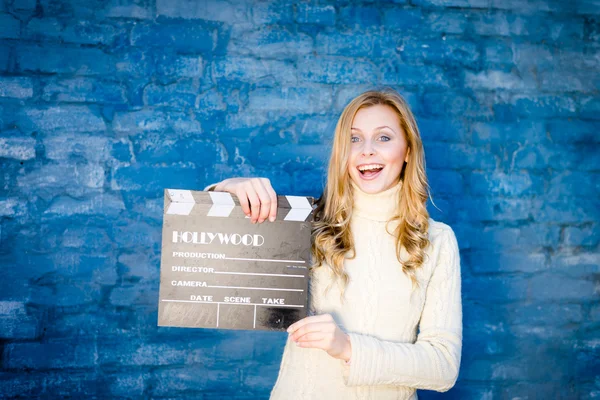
[358,164,384,172]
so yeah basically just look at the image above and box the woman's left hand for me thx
[287,313,352,362]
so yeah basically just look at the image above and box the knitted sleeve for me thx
[340,226,463,392]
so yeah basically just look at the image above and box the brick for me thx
[382,9,423,30]
[104,0,153,19]
[62,226,112,251]
[243,364,280,390]
[18,164,105,196]
[61,20,121,45]
[339,6,380,28]
[462,223,560,250]
[0,373,40,398]
[548,171,598,197]
[469,171,544,196]
[23,17,63,40]
[251,1,294,24]
[454,197,534,222]
[422,91,494,119]
[395,38,480,67]
[429,170,464,195]
[536,197,599,223]
[380,62,450,87]
[43,134,111,162]
[4,339,98,369]
[16,45,114,75]
[508,303,584,326]
[113,109,201,133]
[131,21,216,52]
[490,0,575,13]
[563,224,599,247]
[42,371,104,397]
[14,0,36,11]
[248,87,332,113]
[42,77,126,104]
[547,120,600,144]
[24,18,121,45]
[315,32,376,58]
[465,69,535,90]
[0,45,9,71]
[470,11,536,37]
[463,275,529,302]
[412,0,490,6]
[44,194,125,217]
[0,301,40,339]
[296,4,336,25]
[426,143,496,169]
[0,198,23,217]
[579,96,600,119]
[0,315,40,339]
[17,106,106,133]
[472,121,545,145]
[143,81,197,108]
[156,0,250,23]
[0,76,33,99]
[213,57,297,85]
[529,272,597,301]
[100,372,146,398]
[426,11,469,34]
[0,137,36,160]
[512,143,587,171]
[467,250,546,274]
[30,281,104,306]
[227,26,313,60]
[109,282,157,306]
[111,164,201,194]
[133,132,225,164]
[150,368,210,396]
[0,13,19,39]
[114,49,155,77]
[155,53,204,78]
[118,252,160,281]
[299,56,378,85]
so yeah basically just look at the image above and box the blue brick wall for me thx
[0,0,598,398]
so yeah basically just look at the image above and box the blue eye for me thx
[380,136,391,141]
[351,136,360,143]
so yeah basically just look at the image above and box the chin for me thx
[351,177,391,194]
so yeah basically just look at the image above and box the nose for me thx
[362,140,376,156]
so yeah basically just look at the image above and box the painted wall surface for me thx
[0,0,598,398]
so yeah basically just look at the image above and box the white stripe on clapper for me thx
[284,196,312,221]
[166,189,195,215]
[208,192,235,217]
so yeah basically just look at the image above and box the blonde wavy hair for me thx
[311,89,431,300]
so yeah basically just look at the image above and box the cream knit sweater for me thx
[269,179,463,399]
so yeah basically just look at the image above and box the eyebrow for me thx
[351,126,397,134]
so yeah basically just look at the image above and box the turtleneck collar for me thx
[350,179,403,222]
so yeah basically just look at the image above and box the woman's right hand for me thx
[212,178,278,224]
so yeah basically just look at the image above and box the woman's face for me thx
[348,104,410,194]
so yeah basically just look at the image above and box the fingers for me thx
[287,313,333,333]
[208,177,278,224]
[251,179,273,223]
[243,180,262,223]
[262,178,278,222]
[290,321,333,343]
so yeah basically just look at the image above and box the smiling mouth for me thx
[357,164,384,178]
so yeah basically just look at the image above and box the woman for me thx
[206,89,462,399]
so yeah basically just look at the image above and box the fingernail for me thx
[269,216,275,222]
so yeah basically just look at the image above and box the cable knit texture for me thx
[269,179,463,400]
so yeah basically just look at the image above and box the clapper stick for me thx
[158,189,315,331]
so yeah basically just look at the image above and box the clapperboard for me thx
[158,188,315,331]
